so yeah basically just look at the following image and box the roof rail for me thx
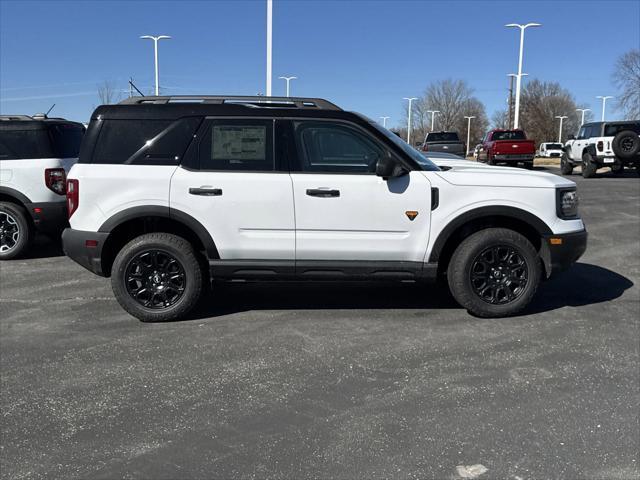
[0,115,33,121]
[118,95,342,110]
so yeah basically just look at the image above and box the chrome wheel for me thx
[470,245,529,305]
[0,211,20,253]
[124,250,186,309]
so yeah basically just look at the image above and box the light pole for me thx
[379,116,390,128]
[505,22,541,129]
[266,0,273,96]
[404,97,418,144]
[555,115,568,142]
[596,96,613,121]
[426,110,440,131]
[464,116,475,157]
[507,73,527,128]
[278,76,297,97]
[576,108,591,126]
[140,35,171,96]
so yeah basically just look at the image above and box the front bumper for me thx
[540,229,588,278]
[25,201,68,233]
[62,228,110,276]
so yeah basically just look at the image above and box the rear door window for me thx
[604,123,640,136]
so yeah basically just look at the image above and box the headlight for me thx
[556,188,579,219]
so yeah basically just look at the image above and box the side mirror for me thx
[567,134,575,141]
[376,155,405,179]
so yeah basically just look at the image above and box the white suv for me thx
[62,96,587,321]
[562,121,640,177]
[0,115,84,258]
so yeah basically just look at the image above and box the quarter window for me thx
[294,122,383,173]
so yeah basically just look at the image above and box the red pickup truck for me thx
[477,129,536,169]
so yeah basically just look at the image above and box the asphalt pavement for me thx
[1,167,638,480]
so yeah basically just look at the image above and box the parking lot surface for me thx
[1,168,638,480]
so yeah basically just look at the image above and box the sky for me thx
[1,0,638,126]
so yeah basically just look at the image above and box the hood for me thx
[432,162,575,189]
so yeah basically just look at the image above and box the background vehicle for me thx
[62,95,586,322]
[473,144,482,160]
[477,129,536,169]
[562,120,640,177]
[538,142,564,158]
[420,131,466,157]
[0,114,84,259]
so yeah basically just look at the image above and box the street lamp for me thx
[505,22,541,129]
[555,115,568,142]
[596,96,613,121]
[278,76,297,97]
[379,116,390,128]
[507,73,528,128]
[266,0,273,96]
[426,110,440,131]
[140,35,171,96]
[404,97,418,144]
[576,108,591,126]
[464,116,475,157]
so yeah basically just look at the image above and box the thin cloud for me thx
[0,91,126,102]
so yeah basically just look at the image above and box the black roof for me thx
[582,120,640,127]
[93,95,353,121]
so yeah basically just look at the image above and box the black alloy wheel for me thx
[469,245,529,305]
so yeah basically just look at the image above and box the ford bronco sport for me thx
[62,96,587,321]
[0,114,84,259]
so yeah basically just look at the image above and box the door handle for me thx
[189,187,222,196]
[306,188,340,198]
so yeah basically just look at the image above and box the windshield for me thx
[426,132,459,142]
[368,122,439,171]
[546,143,563,149]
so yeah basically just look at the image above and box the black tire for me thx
[612,130,640,159]
[524,161,534,170]
[447,228,541,318]
[581,152,598,178]
[0,202,32,260]
[111,233,204,322]
[487,153,496,166]
[610,164,623,174]
[560,152,574,175]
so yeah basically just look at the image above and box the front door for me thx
[170,118,295,261]
[288,120,432,263]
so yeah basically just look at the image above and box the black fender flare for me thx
[428,206,553,263]
[98,205,219,259]
[0,186,32,205]
[582,144,597,159]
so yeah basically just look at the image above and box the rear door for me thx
[169,118,295,260]
[287,119,431,263]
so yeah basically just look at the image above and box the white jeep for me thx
[562,120,640,177]
[0,115,85,258]
[62,96,587,321]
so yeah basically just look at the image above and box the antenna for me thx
[45,104,56,116]
[128,79,144,97]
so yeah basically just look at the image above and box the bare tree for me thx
[97,81,121,105]
[613,49,640,120]
[491,108,509,129]
[404,79,489,147]
[519,79,581,143]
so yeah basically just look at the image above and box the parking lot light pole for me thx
[596,96,613,121]
[576,108,591,126]
[404,97,418,144]
[505,23,541,129]
[427,110,440,131]
[507,73,527,128]
[464,116,475,157]
[278,76,297,97]
[140,35,171,96]
[266,0,273,96]
[555,115,568,142]
[379,116,390,128]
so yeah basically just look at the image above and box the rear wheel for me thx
[447,228,541,318]
[524,161,534,170]
[581,152,598,178]
[0,202,32,260]
[610,164,623,174]
[560,152,574,175]
[111,233,204,322]
[487,153,496,166]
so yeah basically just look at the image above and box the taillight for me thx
[45,168,66,195]
[67,179,79,218]
[597,141,604,152]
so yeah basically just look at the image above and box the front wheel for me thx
[111,233,204,322]
[447,228,541,318]
[560,152,574,175]
[581,152,598,178]
[0,202,32,260]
